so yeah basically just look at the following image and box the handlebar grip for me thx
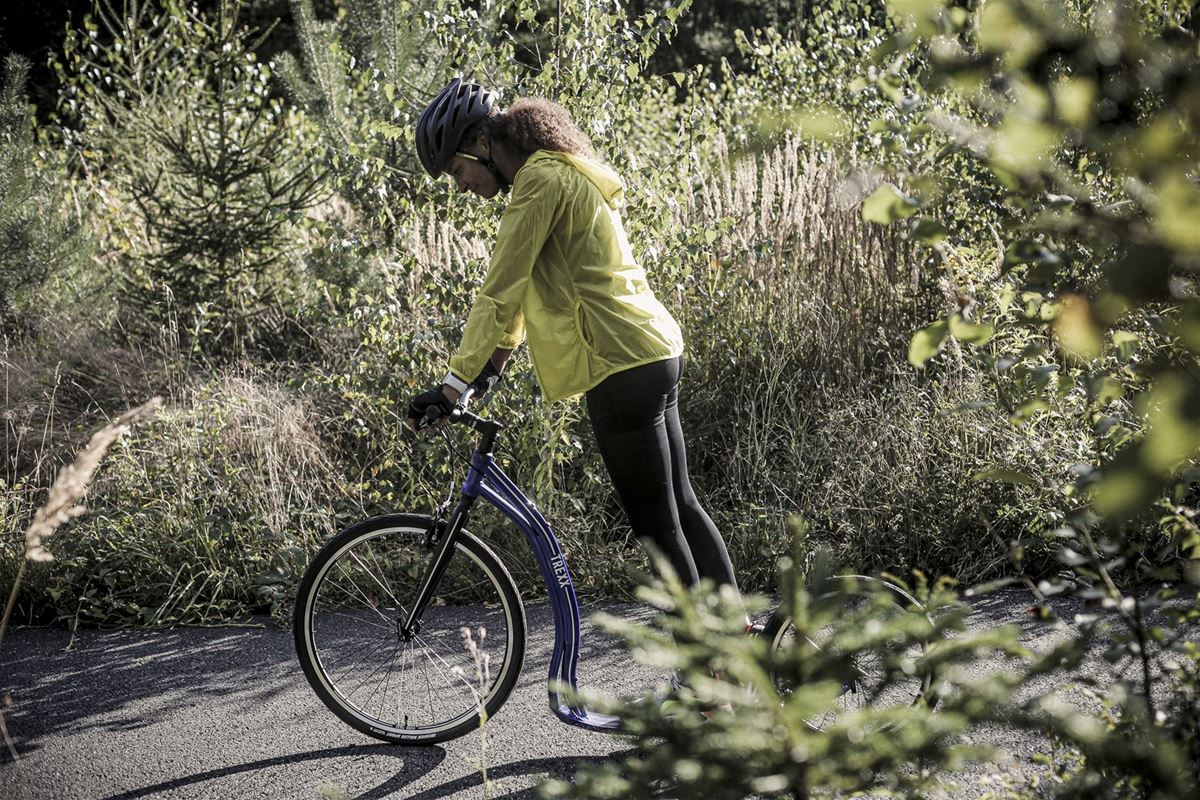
[417,385,475,431]
[418,404,443,430]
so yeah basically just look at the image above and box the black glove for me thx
[470,359,502,400]
[407,386,454,431]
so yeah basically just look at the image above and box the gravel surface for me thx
[0,590,1141,799]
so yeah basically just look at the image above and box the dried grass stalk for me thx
[24,396,163,561]
[3,396,161,649]
[1,395,161,760]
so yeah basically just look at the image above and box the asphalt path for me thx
[0,590,1135,799]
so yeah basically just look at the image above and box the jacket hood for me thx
[531,150,624,207]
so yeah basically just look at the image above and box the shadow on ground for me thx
[0,601,652,762]
[95,743,437,800]
[2,622,300,759]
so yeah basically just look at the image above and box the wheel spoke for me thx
[327,565,393,626]
[296,525,522,741]
[331,636,393,686]
[375,643,402,724]
[316,608,393,635]
[412,630,484,695]
[320,632,390,670]
[343,641,404,702]
[348,548,407,612]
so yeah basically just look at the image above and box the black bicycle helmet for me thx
[416,77,499,178]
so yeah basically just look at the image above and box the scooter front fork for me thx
[398,495,477,639]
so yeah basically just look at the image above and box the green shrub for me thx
[840,0,1200,790]
[57,0,326,351]
[0,55,85,331]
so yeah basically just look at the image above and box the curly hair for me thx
[484,98,596,160]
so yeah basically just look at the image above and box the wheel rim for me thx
[770,582,932,732]
[300,525,518,736]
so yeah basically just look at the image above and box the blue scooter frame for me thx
[401,388,622,733]
[466,448,622,732]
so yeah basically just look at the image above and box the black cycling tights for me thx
[584,355,738,591]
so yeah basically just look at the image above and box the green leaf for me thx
[1010,398,1050,424]
[862,184,919,225]
[1173,299,1200,352]
[909,217,947,243]
[977,0,1045,67]
[948,313,994,345]
[1153,171,1200,253]
[787,107,848,141]
[908,318,948,366]
[1089,376,1123,407]
[1091,466,1160,519]
[369,120,406,141]
[887,0,944,32]
[1111,330,1139,360]
[1052,77,1095,127]
[1139,374,1200,473]
[1053,295,1102,359]
[992,117,1059,175]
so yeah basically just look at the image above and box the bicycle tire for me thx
[763,575,937,731]
[294,513,526,745]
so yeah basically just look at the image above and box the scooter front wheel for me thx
[293,513,526,745]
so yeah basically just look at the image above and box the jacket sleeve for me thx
[497,307,526,351]
[448,164,559,383]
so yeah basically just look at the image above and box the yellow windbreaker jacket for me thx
[447,150,684,403]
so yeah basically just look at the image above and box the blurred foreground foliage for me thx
[541,522,1198,799]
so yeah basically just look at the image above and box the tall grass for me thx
[653,137,1041,586]
[2,137,1064,625]
[0,395,159,759]
[1,346,343,626]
